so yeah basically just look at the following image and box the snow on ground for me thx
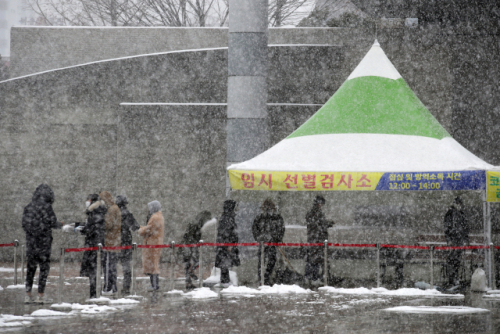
[80,305,117,314]
[31,309,70,317]
[0,267,15,272]
[203,267,238,286]
[0,314,33,328]
[221,284,313,295]
[109,298,140,305]
[87,297,111,303]
[383,306,490,314]
[166,288,218,299]
[319,286,462,297]
[7,284,37,289]
[0,285,3,291]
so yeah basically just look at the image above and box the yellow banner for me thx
[228,170,384,191]
[487,171,500,202]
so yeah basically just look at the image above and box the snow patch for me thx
[108,298,140,305]
[0,267,15,272]
[383,306,490,314]
[221,284,313,295]
[184,287,219,299]
[80,305,117,314]
[7,284,37,289]
[31,309,69,317]
[320,286,461,297]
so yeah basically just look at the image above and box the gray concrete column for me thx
[227,0,269,194]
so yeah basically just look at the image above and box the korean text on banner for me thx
[487,171,500,202]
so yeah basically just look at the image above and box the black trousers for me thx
[220,268,230,284]
[305,247,324,281]
[26,253,50,294]
[102,252,118,292]
[257,246,277,285]
[446,250,463,285]
[120,249,132,292]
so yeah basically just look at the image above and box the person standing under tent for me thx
[77,194,106,299]
[22,184,63,304]
[138,200,165,291]
[215,200,240,287]
[305,195,334,287]
[252,199,285,286]
[99,191,121,295]
[181,211,212,290]
[444,196,470,288]
[116,195,140,296]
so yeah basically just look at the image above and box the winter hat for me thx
[148,200,161,215]
[32,184,55,204]
[314,195,326,206]
[195,211,212,228]
[116,195,128,207]
[261,198,276,212]
[87,194,99,203]
[454,196,464,207]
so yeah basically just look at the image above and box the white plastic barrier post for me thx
[131,243,137,296]
[324,240,328,287]
[58,248,65,304]
[13,240,19,285]
[199,240,203,288]
[430,246,434,288]
[260,242,265,286]
[96,244,102,298]
[170,241,175,291]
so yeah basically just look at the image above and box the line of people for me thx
[21,184,165,303]
[21,184,335,301]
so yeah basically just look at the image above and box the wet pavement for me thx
[1,268,500,333]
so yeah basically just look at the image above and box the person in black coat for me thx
[116,195,140,295]
[215,200,240,285]
[22,184,63,304]
[181,211,212,289]
[305,195,334,284]
[252,199,285,285]
[444,196,469,287]
[78,194,106,299]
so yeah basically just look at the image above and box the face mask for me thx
[86,201,91,208]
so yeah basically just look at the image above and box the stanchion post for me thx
[13,240,19,285]
[58,248,65,304]
[96,244,102,298]
[131,243,137,296]
[260,242,265,286]
[376,243,380,288]
[21,244,25,284]
[199,240,203,288]
[324,240,328,287]
[430,246,434,288]
[490,243,496,290]
[170,241,175,291]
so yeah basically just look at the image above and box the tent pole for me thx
[483,190,492,288]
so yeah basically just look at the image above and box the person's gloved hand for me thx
[75,226,84,233]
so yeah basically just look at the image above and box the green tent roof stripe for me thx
[287,76,451,140]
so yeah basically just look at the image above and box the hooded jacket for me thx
[79,199,106,277]
[215,200,240,268]
[22,184,62,257]
[99,191,121,252]
[252,211,285,243]
[444,204,469,246]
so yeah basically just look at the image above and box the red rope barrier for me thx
[137,244,171,249]
[102,245,133,251]
[434,245,489,250]
[201,242,260,247]
[496,246,500,250]
[65,247,99,253]
[381,244,429,250]
[0,243,15,248]
[175,244,199,248]
[329,243,377,248]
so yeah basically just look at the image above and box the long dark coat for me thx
[215,200,240,269]
[444,205,469,246]
[80,200,106,277]
[22,184,62,259]
[306,205,334,264]
[252,212,285,243]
